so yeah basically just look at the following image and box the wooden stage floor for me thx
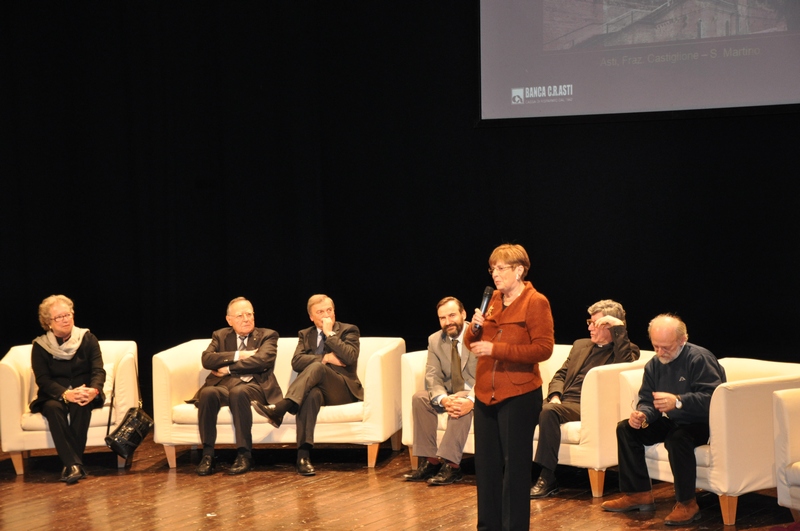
[0,434,795,530]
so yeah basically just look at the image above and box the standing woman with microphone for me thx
[466,244,554,531]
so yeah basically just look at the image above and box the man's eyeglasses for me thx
[52,313,73,323]
[231,312,254,321]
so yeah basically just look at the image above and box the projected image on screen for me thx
[480,0,800,120]
[544,0,789,51]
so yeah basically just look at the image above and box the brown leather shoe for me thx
[601,491,656,512]
[665,498,701,526]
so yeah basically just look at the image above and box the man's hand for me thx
[653,391,679,413]
[321,353,345,367]
[629,410,648,429]
[321,317,334,336]
[443,396,474,419]
[594,315,624,328]
[212,366,230,377]
[238,349,256,360]
[548,395,562,405]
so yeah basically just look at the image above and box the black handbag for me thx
[104,362,154,460]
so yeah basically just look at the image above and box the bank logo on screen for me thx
[511,88,524,104]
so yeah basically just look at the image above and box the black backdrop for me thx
[3,2,797,410]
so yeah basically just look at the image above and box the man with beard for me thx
[601,314,726,526]
[403,296,477,486]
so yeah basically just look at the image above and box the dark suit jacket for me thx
[547,326,639,403]
[425,325,477,405]
[30,331,106,413]
[291,321,363,401]
[189,326,283,404]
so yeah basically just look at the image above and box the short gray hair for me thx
[587,299,626,325]
[307,294,334,314]
[227,297,251,315]
[38,294,74,331]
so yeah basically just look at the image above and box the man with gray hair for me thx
[253,294,362,476]
[530,299,640,499]
[190,297,283,476]
[601,314,726,526]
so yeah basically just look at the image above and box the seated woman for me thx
[30,294,106,484]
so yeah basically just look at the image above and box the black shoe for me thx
[62,465,84,485]
[228,454,253,475]
[196,455,215,476]
[403,460,441,482]
[427,463,464,486]
[530,476,559,499]
[296,457,316,476]
[252,401,284,428]
[60,467,69,481]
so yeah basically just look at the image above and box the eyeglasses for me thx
[231,312,254,321]
[52,313,73,323]
[586,319,605,328]
[488,265,515,274]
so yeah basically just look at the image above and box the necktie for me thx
[450,339,464,393]
[238,336,253,382]
[316,331,326,355]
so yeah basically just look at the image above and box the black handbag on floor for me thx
[104,363,154,460]
[106,406,154,460]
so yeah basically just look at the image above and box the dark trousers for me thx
[474,388,542,531]
[533,400,581,472]
[616,416,710,502]
[197,378,265,454]
[285,362,356,447]
[40,399,94,467]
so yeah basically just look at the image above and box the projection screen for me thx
[480,0,800,120]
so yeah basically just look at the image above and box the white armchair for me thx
[618,357,800,526]
[152,337,405,468]
[774,388,800,523]
[401,344,652,496]
[0,341,140,474]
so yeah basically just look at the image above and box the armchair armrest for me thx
[400,350,428,447]
[578,357,649,468]
[152,340,209,444]
[0,349,28,451]
[774,388,800,510]
[707,374,800,495]
[360,338,405,443]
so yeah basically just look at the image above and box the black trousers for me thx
[197,378,265,454]
[285,362,356,447]
[533,400,581,472]
[474,388,542,531]
[40,399,94,467]
[616,416,710,502]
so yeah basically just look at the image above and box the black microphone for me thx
[475,286,494,329]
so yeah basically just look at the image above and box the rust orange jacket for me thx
[464,281,554,405]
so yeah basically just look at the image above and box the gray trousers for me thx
[411,390,472,464]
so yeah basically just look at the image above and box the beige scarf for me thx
[33,326,89,361]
